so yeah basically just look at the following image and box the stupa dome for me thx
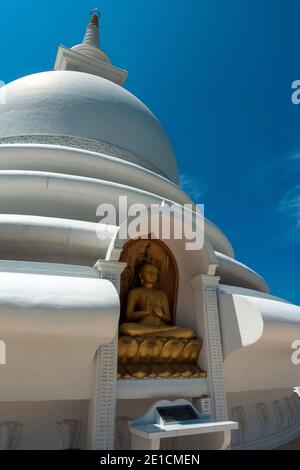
[0,71,179,183]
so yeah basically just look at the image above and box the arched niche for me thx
[119,238,178,325]
[105,209,219,333]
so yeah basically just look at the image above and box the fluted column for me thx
[191,274,228,422]
[87,260,126,450]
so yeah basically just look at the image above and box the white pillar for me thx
[94,260,127,295]
[87,260,127,450]
[191,274,228,422]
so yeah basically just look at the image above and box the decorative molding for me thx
[256,403,269,439]
[0,134,168,179]
[88,260,125,449]
[191,274,228,422]
[94,260,127,294]
[230,407,247,446]
[204,278,228,421]
[284,397,295,427]
[0,422,23,450]
[233,419,300,450]
[232,394,300,450]
[89,335,118,450]
[191,274,220,290]
[273,400,285,433]
[55,419,82,450]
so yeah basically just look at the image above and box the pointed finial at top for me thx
[56,7,128,85]
[83,8,101,47]
[90,8,101,18]
[90,8,101,27]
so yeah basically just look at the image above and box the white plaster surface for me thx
[0,71,179,183]
[0,264,120,401]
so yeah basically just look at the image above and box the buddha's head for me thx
[139,264,159,287]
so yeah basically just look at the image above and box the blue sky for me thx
[0,0,299,304]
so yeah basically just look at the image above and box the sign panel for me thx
[157,405,199,423]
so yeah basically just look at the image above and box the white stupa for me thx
[0,10,299,450]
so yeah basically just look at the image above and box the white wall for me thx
[0,400,89,450]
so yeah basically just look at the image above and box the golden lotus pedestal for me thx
[118,336,207,380]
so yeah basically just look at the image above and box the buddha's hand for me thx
[145,298,152,313]
[151,305,164,319]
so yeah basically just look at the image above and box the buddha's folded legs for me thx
[119,322,194,339]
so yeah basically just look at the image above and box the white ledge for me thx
[117,378,208,400]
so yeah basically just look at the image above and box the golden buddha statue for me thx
[119,264,195,339]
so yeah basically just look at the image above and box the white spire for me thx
[70,9,111,64]
[83,9,101,48]
[54,9,128,86]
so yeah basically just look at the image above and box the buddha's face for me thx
[139,264,158,286]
